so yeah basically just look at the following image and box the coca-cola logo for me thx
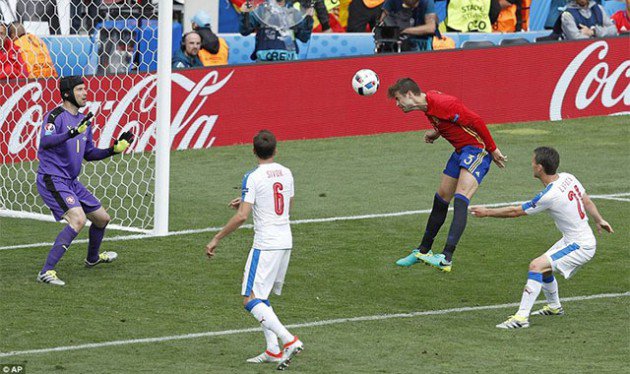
[550,41,630,121]
[0,70,234,162]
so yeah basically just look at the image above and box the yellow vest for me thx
[14,34,58,78]
[446,0,492,33]
[199,37,229,67]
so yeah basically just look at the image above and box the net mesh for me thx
[0,0,161,232]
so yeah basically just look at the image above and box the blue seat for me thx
[41,35,95,77]
[136,20,183,72]
[604,0,626,15]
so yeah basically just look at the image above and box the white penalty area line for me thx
[0,291,628,358]
[2,192,629,252]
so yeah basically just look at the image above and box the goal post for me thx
[0,0,173,236]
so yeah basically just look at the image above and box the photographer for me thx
[239,0,314,62]
[377,0,437,52]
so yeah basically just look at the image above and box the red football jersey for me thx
[611,10,630,33]
[424,90,497,153]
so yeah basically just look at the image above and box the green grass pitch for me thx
[0,115,628,373]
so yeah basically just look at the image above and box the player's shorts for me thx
[241,248,292,300]
[443,145,492,185]
[36,174,102,221]
[544,238,596,279]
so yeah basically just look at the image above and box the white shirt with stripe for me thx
[242,162,294,250]
[522,172,596,246]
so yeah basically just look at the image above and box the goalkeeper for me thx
[35,76,134,286]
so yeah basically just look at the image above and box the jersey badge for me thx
[44,123,55,135]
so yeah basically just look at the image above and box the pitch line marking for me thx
[1,192,628,251]
[0,291,627,358]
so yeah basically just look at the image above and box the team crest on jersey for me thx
[44,123,55,135]
[66,196,76,205]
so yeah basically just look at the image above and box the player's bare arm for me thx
[206,202,253,258]
[582,194,614,234]
[470,205,526,218]
[424,129,440,143]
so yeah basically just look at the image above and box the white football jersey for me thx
[242,162,294,250]
[522,173,595,246]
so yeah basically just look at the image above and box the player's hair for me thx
[387,78,422,99]
[533,146,560,175]
[253,130,276,159]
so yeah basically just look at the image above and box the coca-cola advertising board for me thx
[1,37,628,164]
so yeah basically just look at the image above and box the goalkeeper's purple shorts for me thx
[37,174,102,221]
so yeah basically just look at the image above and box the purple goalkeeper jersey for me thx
[37,106,111,180]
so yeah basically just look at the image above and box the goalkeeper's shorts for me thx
[37,174,101,221]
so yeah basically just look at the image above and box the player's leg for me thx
[421,147,491,271]
[497,254,553,329]
[531,271,564,316]
[36,175,87,285]
[85,207,118,266]
[241,250,299,365]
[533,241,595,316]
[396,153,458,267]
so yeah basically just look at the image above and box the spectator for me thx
[610,0,630,33]
[239,0,314,62]
[8,22,58,78]
[299,0,332,32]
[172,31,204,69]
[560,0,617,40]
[347,0,384,32]
[191,10,229,66]
[443,0,504,32]
[378,0,437,51]
[493,0,530,32]
[0,23,27,80]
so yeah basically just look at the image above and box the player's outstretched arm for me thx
[206,202,253,258]
[470,205,526,218]
[582,194,614,234]
[41,113,93,149]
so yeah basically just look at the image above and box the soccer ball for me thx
[352,69,380,96]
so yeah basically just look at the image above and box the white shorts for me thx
[544,238,595,279]
[241,248,292,299]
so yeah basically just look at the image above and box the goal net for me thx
[0,0,170,234]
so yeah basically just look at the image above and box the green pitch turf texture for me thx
[1,116,628,373]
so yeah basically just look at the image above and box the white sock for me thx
[262,306,281,354]
[250,302,294,345]
[263,326,281,354]
[542,275,561,309]
[516,272,543,318]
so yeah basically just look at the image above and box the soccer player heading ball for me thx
[471,147,613,329]
[36,76,135,286]
[388,78,507,272]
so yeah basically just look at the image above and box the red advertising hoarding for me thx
[1,37,628,163]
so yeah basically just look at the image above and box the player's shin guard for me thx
[516,272,543,318]
[419,193,450,253]
[542,274,561,309]
[87,223,108,263]
[442,194,469,262]
[42,225,78,272]
[245,299,294,345]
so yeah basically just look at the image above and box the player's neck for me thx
[540,173,559,187]
[417,93,428,112]
[258,157,274,165]
[62,101,80,115]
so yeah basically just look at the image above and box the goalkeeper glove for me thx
[68,112,93,138]
[112,131,135,154]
